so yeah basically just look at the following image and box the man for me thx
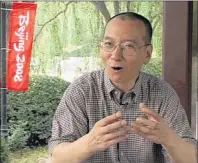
[49,12,197,163]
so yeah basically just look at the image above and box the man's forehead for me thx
[104,18,146,43]
[106,17,145,29]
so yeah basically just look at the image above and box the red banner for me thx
[7,2,37,91]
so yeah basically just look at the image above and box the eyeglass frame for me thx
[100,40,151,56]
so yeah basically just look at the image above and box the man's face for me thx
[100,18,152,85]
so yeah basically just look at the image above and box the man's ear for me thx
[143,45,153,65]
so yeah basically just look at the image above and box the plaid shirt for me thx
[49,69,197,163]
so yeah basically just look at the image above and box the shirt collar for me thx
[104,69,115,100]
[131,72,143,102]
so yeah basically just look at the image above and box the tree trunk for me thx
[91,2,111,23]
[126,2,131,11]
[114,1,119,15]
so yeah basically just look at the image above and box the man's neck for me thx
[112,74,139,93]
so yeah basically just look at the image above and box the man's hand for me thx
[131,103,177,146]
[87,111,130,153]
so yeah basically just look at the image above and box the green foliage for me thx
[7,76,70,150]
[142,57,162,78]
[0,137,10,163]
[8,121,30,151]
[32,2,162,77]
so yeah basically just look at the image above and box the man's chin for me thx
[109,75,123,84]
[106,69,122,79]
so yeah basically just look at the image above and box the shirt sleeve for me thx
[48,83,88,155]
[160,84,197,162]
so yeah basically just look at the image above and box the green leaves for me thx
[32,2,162,76]
[0,137,10,163]
[7,76,70,150]
[142,57,162,77]
[8,121,30,151]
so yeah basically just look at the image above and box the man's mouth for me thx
[111,67,123,71]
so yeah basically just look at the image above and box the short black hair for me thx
[105,12,153,44]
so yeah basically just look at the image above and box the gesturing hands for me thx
[131,103,177,146]
[87,111,130,153]
[87,103,178,154]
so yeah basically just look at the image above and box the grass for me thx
[9,146,49,163]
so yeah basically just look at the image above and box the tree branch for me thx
[91,2,111,23]
[150,13,162,24]
[34,2,72,42]
[152,15,161,33]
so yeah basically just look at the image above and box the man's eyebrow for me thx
[103,36,113,40]
[122,39,138,45]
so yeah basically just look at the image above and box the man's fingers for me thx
[96,112,122,127]
[131,123,160,142]
[139,103,161,122]
[136,117,158,130]
[101,119,128,134]
[132,123,155,135]
[103,126,129,141]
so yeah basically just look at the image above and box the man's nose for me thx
[110,45,123,60]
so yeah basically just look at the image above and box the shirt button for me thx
[120,152,124,156]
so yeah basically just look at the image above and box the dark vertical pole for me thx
[0,1,8,142]
[191,1,198,139]
[162,2,192,123]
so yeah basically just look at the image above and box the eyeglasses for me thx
[100,40,150,56]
